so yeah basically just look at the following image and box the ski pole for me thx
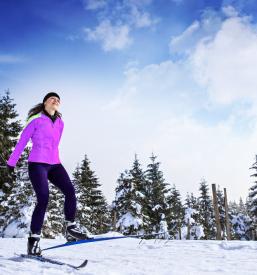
[0,152,6,162]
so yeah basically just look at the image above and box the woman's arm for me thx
[7,118,37,167]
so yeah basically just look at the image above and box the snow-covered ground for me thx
[1,233,257,275]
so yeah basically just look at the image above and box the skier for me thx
[6,92,91,256]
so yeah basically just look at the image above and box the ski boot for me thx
[65,221,93,242]
[27,233,42,256]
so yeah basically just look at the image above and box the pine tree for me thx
[245,196,254,240]
[185,192,200,222]
[247,155,257,240]
[113,170,143,234]
[144,154,170,234]
[129,155,149,232]
[229,199,251,240]
[73,154,110,234]
[166,185,184,239]
[0,90,22,234]
[183,192,204,240]
[238,197,247,215]
[43,184,64,239]
[198,179,215,239]
[2,148,35,237]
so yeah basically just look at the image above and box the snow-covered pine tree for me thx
[198,179,215,239]
[247,155,257,240]
[43,184,64,239]
[166,185,184,239]
[185,193,200,221]
[183,192,204,240]
[2,148,35,237]
[72,154,110,234]
[144,154,170,234]
[0,90,22,234]
[129,155,149,233]
[113,169,144,235]
[238,197,247,215]
[245,196,254,240]
[229,199,251,240]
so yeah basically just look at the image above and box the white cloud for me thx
[142,114,256,201]
[191,15,257,105]
[104,59,202,113]
[222,5,239,17]
[169,7,257,107]
[169,9,223,56]
[170,21,200,55]
[81,0,158,51]
[83,0,107,10]
[84,20,132,51]
[130,5,157,28]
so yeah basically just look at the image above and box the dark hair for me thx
[27,103,62,121]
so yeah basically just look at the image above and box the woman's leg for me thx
[28,162,50,235]
[48,164,92,241]
[47,163,76,222]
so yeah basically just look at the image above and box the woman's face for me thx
[44,96,60,111]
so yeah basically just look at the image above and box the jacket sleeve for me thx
[7,119,37,167]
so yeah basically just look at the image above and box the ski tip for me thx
[76,259,88,269]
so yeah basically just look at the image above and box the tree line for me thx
[0,90,256,240]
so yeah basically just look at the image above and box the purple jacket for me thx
[7,112,64,167]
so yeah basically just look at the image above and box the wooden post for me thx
[178,221,182,240]
[212,184,222,240]
[224,188,231,240]
[186,218,191,240]
[179,227,182,240]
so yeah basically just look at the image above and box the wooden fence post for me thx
[186,218,191,240]
[212,183,222,240]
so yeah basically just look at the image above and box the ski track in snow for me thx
[1,237,257,275]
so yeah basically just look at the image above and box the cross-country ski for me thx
[19,253,88,270]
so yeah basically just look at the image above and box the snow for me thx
[3,205,34,238]
[116,212,143,230]
[1,235,257,274]
[115,189,125,200]
[135,191,145,198]
[131,201,142,214]
[184,208,197,224]
[152,204,161,211]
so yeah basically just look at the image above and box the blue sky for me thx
[1,0,257,203]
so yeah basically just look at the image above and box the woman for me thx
[6,92,90,256]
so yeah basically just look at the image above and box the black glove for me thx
[6,164,15,176]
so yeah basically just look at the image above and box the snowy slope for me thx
[1,233,257,275]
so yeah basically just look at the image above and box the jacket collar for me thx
[41,109,58,123]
